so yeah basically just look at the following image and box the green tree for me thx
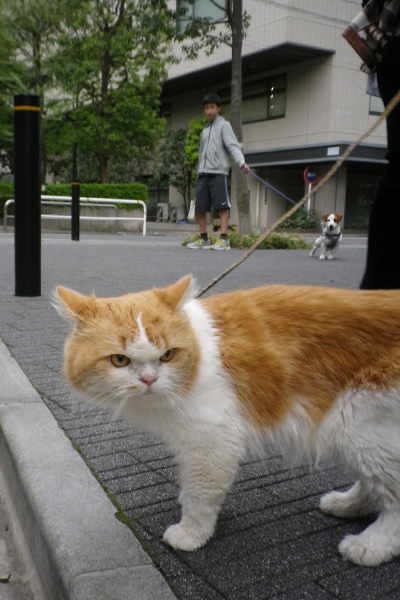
[184,115,208,182]
[153,128,192,216]
[52,0,175,183]
[0,30,17,176]
[228,0,251,234]
[0,0,78,182]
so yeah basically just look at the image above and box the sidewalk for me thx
[1,231,399,599]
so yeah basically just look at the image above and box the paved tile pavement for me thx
[1,231,399,600]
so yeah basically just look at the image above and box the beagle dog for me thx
[310,213,343,260]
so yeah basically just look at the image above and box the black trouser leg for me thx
[360,173,400,289]
[360,40,400,289]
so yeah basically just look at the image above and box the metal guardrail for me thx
[4,195,147,235]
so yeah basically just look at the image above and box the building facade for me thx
[161,0,387,230]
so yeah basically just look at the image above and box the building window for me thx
[369,95,384,115]
[177,0,227,29]
[218,75,287,124]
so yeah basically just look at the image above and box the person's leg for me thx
[187,177,211,249]
[360,44,400,289]
[209,175,231,249]
[195,176,211,236]
[219,209,229,235]
[197,212,207,235]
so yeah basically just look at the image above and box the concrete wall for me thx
[167,0,386,145]
[41,207,144,233]
[312,165,347,223]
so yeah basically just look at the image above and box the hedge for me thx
[183,231,312,250]
[0,182,148,217]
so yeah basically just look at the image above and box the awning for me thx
[162,42,335,98]
[246,142,387,168]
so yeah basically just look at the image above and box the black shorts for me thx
[195,174,231,213]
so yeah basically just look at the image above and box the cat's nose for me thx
[140,375,158,388]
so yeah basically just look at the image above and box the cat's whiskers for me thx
[111,395,129,424]
[166,397,195,435]
[165,389,196,434]
[81,387,127,431]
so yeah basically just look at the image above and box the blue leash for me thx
[247,169,315,218]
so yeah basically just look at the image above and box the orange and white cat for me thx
[56,276,400,567]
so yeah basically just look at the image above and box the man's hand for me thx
[241,163,249,174]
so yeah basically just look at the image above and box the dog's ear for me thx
[335,214,343,223]
[321,214,329,222]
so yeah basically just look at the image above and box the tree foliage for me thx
[152,128,192,215]
[0,0,177,183]
[0,0,80,181]
[184,115,208,181]
[50,0,174,182]
[173,0,250,59]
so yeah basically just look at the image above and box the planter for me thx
[41,205,144,233]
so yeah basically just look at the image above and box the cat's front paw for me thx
[163,523,209,552]
[339,535,385,567]
[339,533,391,567]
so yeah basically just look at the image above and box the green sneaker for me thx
[211,238,231,250]
[187,238,211,249]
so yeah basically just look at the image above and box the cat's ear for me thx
[54,287,97,324]
[154,275,195,310]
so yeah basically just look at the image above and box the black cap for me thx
[203,93,222,107]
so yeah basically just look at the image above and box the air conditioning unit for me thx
[156,203,169,222]
[170,206,185,222]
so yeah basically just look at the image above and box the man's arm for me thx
[222,121,249,172]
[197,131,205,173]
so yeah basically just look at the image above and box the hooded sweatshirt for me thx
[197,115,245,176]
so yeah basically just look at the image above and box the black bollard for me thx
[13,94,41,297]
[71,182,80,241]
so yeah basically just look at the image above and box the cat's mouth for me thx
[127,385,141,392]
[127,384,158,396]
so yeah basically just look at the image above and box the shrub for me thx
[183,231,311,250]
[280,211,316,229]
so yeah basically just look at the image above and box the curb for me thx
[0,339,177,600]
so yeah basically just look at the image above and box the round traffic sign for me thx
[304,167,319,184]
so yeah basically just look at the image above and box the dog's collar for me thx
[323,230,341,248]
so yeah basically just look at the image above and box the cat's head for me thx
[55,275,199,415]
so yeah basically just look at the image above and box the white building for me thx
[159,0,387,229]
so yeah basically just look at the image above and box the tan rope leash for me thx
[196,88,400,298]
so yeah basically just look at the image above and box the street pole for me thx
[71,182,80,241]
[13,94,41,297]
[307,183,312,212]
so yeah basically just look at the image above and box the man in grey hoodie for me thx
[187,93,249,250]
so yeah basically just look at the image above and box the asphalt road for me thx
[1,231,399,600]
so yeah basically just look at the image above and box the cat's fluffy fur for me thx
[56,276,400,566]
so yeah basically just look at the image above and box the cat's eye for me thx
[160,349,175,363]
[110,354,130,368]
